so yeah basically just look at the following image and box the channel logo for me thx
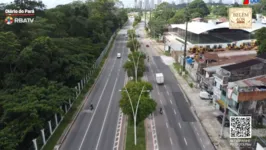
[243,0,260,5]
[4,16,14,25]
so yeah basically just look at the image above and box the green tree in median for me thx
[127,39,140,52]
[123,51,146,80]
[119,81,156,124]
[127,29,136,39]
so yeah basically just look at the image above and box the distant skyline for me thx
[1,0,240,9]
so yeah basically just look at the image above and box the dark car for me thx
[216,115,230,127]
[146,44,149,47]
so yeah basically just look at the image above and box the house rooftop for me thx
[200,54,255,67]
[229,75,266,88]
[203,63,235,72]
[198,50,257,62]
[221,59,262,71]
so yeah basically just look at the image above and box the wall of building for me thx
[229,63,265,82]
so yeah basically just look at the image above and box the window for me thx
[222,90,226,96]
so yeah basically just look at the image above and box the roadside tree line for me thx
[119,29,157,145]
[148,1,266,38]
[0,0,127,149]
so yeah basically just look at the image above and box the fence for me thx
[29,31,117,150]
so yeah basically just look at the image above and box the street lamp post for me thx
[129,31,142,82]
[119,86,150,145]
[182,19,189,72]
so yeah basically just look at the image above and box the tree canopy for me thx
[0,0,127,149]
[149,1,209,37]
[119,81,156,124]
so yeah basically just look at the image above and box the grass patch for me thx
[173,63,182,74]
[173,63,188,75]
[125,119,146,150]
[164,51,171,56]
[189,82,193,88]
[42,32,117,150]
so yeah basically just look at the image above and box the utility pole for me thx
[144,7,147,28]
[182,7,189,72]
[220,87,233,138]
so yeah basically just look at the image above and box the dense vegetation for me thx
[133,13,142,27]
[0,0,127,149]
[148,0,266,38]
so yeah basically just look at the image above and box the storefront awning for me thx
[216,99,227,108]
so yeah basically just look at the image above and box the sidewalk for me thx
[168,65,233,150]
[149,38,235,150]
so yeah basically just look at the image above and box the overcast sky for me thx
[2,0,234,9]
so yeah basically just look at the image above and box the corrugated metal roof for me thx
[169,22,266,35]
[221,59,262,71]
[234,79,265,87]
[232,75,266,87]
[203,63,235,72]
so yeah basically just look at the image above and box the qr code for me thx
[230,116,252,138]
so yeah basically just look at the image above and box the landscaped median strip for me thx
[42,31,118,150]
[125,119,146,150]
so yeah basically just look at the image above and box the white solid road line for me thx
[78,45,119,150]
[184,137,188,145]
[178,123,182,128]
[169,137,173,145]
[95,43,125,150]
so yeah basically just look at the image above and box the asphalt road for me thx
[136,21,215,150]
[59,20,131,150]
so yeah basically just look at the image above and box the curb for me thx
[57,33,118,149]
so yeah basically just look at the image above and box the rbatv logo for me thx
[4,16,14,25]
[243,0,260,5]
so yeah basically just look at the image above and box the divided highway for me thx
[59,21,131,150]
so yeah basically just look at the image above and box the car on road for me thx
[216,115,230,127]
[199,90,213,100]
[117,53,121,58]
[146,44,149,47]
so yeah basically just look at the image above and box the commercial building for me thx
[168,21,266,46]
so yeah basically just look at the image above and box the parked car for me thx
[146,44,149,47]
[199,91,213,100]
[117,53,121,58]
[216,115,230,127]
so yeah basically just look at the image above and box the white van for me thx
[155,73,164,85]
[117,53,121,58]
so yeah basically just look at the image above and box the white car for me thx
[199,91,213,100]
[117,53,121,58]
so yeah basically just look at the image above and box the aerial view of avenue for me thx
[1,0,266,150]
